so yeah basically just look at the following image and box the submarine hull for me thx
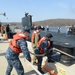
[40,31,75,66]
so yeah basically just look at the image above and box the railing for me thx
[53,48,75,59]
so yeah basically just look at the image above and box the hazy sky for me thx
[0,0,75,22]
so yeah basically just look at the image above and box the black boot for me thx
[48,59,55,63]
[38,69,44,74]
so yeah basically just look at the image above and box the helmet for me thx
[22,26,30,33]
[46,33,53,38]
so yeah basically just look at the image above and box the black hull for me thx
[41,31,75,66]
[10,30,75,66]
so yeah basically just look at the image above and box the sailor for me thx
[6,24,11,39]
[31,26,42,64]
[34,33,54,74]
[58,26,61,33]
[5,26,31,75]
[47,25,49,31]
[1,25,5,37]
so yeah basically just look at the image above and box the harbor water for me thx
[44,26,70,34]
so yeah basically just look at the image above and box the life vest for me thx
[9,32,27,53]
[37,37,50,54]
[1,25,5,30]
[0,26,1,31]
[31,30,41,43]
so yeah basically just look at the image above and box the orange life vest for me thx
[37,37,50,54]
[9,32,27,53]
[31,30,41,43]
[1,25,5,30]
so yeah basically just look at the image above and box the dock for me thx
[0,31,75,75]
[0,40,51,75]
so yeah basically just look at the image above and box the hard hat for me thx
[22,26,30,33]
[46,33,53,38]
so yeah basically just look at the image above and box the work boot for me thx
[38,69,44,74]
[47,59,55,63]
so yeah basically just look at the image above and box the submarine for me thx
[21,13,75,66]
[9,13,75,65]
[7,13,75,75]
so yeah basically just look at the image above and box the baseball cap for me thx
[36,26,42,30]
[46,33,53,38]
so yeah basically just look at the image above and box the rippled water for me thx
[44,26,70,33]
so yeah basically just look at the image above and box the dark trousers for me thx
[6,58,24,75]
[7,32,11,38]
[37,56,43,70]
[36,51,53,70]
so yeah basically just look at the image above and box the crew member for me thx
[1,25,5,36]
[35,33,54,74]
[5,26,31,75]
[6,24,11,39]
[31,26,42,64]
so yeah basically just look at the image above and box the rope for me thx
[29,47,75,59]
[29,50,46,57]
[42,65,57,75]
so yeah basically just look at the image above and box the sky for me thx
[0,0,75,22]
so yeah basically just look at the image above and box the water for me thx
[44,26,69,34]
[10,25,70,34]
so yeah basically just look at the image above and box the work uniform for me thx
[1,25,5,36]
[31,30,41,62]
[5,32,31,75]
[6,25,11,38]
[35,37,53,73]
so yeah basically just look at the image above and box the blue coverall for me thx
[5,38,31,75]
[35,40,53,71]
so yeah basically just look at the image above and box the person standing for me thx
[31,26,42,64]
[6,24,11,39]
[5,26,31,75]
[34,33,54,74]
[1,25,5,36]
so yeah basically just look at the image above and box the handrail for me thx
[29,47,75,59]
[53,48,75,59]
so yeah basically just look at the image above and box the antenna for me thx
[0,12,6,16]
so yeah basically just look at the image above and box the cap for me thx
[22,26,30,33]
[41,26,45,30]
[46,33,53,38]
[36,26,42,30]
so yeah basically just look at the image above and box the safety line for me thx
[42,65,57,75]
